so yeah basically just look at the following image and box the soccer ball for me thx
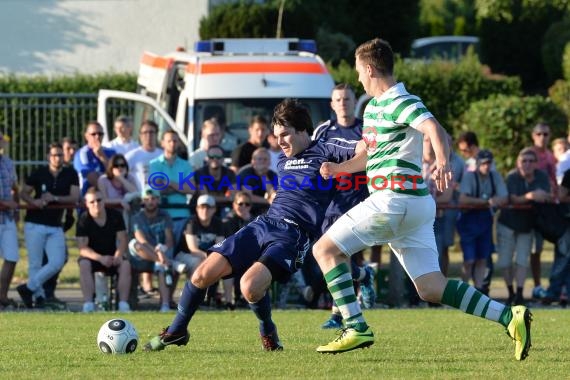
[97,319,138,354]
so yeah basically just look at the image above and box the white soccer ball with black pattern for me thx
[97,319,138,354]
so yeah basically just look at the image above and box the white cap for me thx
[197,194,216,207]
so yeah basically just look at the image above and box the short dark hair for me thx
[333,83,355,93]
[84,121,103,133]
[140,120,158,133]
[48,142,63,152]
[61,136,77,145]
[456,131,479,147]
[115,115,133,125]
[518,147,538,161]
[271,98,313,135]
[355,38,394,76]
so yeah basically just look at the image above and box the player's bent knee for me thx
[190,267,215,289]
[240,279,264,303]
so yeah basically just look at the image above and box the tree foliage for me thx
[541,20,570,82]
[200,0,419,63]
[419,0,478,36]
[461,94,568,173]
[549,79,570,120]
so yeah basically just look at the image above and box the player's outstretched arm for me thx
[418,118,452,191]
[321,149,367,179]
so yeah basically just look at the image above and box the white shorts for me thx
[0,220,19,262]
[326,193,440,280]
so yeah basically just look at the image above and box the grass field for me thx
[0,308,568,379]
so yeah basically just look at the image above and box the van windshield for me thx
[192,98,331,153]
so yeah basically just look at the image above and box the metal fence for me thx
[0,93,98,180]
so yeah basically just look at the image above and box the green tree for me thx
[200,0,419,63]
[541,20,570,82]
[461,94,568,173]
[475,0,568,91]
[419,0,478,36]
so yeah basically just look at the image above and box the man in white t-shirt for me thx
[104,115,140,155]
[125,120,163,191]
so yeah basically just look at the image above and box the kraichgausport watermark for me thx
[147,171,424,192]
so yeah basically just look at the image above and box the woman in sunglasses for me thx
[97,154,139,212]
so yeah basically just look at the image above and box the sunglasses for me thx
[534,132,549,137]
[114,163,127,168]
[208,154,223,159]
[90,132,104,137]
[236,202,251,207]
[88,198,103,204]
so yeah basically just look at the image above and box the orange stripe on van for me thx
[186,62,328,74]
[140,53,173,69]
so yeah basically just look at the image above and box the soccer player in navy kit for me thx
[312,84,376,329]
[144,98,358,352]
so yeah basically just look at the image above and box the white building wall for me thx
[0,0,212,75]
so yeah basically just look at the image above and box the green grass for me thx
[0,308,568,379]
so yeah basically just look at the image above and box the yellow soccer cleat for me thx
[506,305,533,360]
[316,327,374,354]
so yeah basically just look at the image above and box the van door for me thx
[97,90,184,146]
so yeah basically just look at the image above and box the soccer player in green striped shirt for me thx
[313,38,532,361]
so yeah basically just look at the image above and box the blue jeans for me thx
[547,245,570,298]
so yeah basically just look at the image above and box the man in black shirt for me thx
[230,115,269,172]
[76,187,131,312]
[17,142,79,308]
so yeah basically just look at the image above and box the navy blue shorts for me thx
[209,215,310,283]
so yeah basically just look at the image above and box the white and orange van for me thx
[97,38,335,156]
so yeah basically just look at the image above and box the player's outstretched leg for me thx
[316,262,374,353]
[143,281,204,352]
[507,305,532,360]
[249,292,283,351]
[441,279,532,360]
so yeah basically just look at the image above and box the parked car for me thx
[410,35,479,61]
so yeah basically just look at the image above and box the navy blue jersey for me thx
[266,138,357,239]
[313,119,369,232]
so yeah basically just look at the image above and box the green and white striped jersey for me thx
[362,83,432,197]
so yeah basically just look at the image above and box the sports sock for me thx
[507,285,514,298]
[168,281,206,335]
[441,279,506,325]
[249,292,276,335]
[325,262,367,331]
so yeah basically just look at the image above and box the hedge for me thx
[328,52,522,137]
[0,73,137,93]
[461,94,568,174]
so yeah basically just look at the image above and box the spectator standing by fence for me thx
[496,148,551,306]
[542,168,570,305]
[149,129,194,250]
[0,131,19,310]
[125,120,164,192]
[230,115,269,173]
[189,119,223,170]
[104,115,139,155]
[17,142,79,308]
[457,149,508,294]
[529,123,557,299]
